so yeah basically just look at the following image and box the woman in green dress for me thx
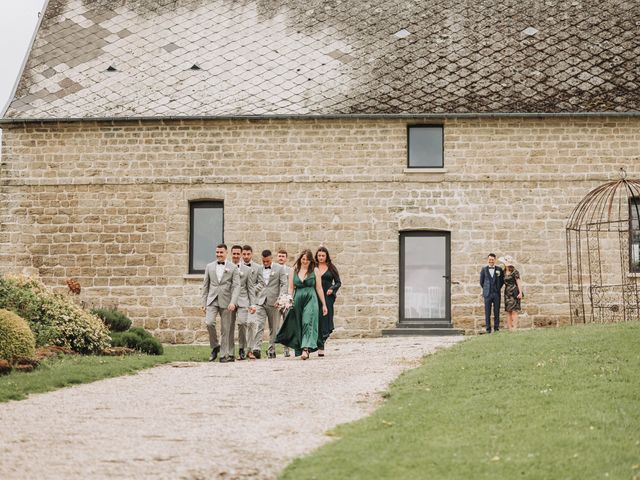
[276,249,328,360]
[315,247,342,357]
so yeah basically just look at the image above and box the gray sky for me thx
[0,0,47,115]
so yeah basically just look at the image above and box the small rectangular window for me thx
[189,201,224,274]
[408,125,443,168]
[631,198,640,273]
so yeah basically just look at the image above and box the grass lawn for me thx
[0,345,210,403]
[281,322,640,480]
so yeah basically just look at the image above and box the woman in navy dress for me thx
[315,247,342,356]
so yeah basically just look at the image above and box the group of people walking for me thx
[480,253,524,332]
[200,244,341,362]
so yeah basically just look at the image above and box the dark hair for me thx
[488,253,496,259]
[242,245,252,252]
[277,249,288,256]
[507,265,515,272]
[262,249,272,258]
[231,244,242,252]
[217,243,227,250]
[315,246,341,283]
[294,249,316,273]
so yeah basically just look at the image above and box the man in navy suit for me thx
[480,253,504,333]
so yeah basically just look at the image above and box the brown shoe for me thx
[247,351,256,360]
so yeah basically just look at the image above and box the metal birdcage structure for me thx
[566,169,640,324]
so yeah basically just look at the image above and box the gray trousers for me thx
[254,303,280,351]
[235,307,249,351]
[205,305,234,358]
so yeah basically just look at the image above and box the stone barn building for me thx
[1,0,639,342]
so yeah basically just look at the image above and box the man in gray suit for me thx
[276,249,292,357]
[241,245,262,359]
[252,249,288,359]
[201,243,240,363]
[230,245,257,360]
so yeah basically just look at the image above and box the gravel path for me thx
[0,336,463,480]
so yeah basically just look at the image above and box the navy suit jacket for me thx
[480,265,504,298]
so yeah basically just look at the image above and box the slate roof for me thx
[3,0,640,119]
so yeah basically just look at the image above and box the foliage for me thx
[111,327,163,355]
[91,308,132,332]
[0,274,110,354]
[0,309,36,361]
[0,345,209,402]
[281,323,640,480]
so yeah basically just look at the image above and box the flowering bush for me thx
[0,274,110,354]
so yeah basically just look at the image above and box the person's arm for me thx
[255,267,265,298]
[328,268,341,296]
[315,268,328,316]
[247,271,256,313]
[515,273,523,300]
[201,265,210,312]
[275,267,288,305]
[480,267,485,288]
[228,267,240,311]
[288,269,294,296]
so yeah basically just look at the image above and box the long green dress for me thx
[276,271,319,356]
[317,268,341,350]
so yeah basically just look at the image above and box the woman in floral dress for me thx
[500,256,523,330]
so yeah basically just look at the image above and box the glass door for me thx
[400,231,451,321]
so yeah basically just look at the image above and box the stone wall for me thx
[1,116,639,342]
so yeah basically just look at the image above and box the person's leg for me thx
[512,311,519,330]
[219,309,234,361]
[266,305,280,357]
[252,305,267,358]
[493,294,501,331]
[236,307,248,359]
[483,296,492,332]
[205,306,221,360]
[245,310,258,359]
[281,312,290,357]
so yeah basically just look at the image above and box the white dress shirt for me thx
[216,262,225,282]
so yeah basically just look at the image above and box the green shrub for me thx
[110,328,163,355]
[91,308,132,332]
[0,309,36,361]
[128,327,152,339]
[138,337,164,355]
[0,275,110,354]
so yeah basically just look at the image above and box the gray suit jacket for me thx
[201,260,240,308]
[234,263,256,307]
[255,263,288,306]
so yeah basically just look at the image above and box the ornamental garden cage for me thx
[566,170,640,324]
